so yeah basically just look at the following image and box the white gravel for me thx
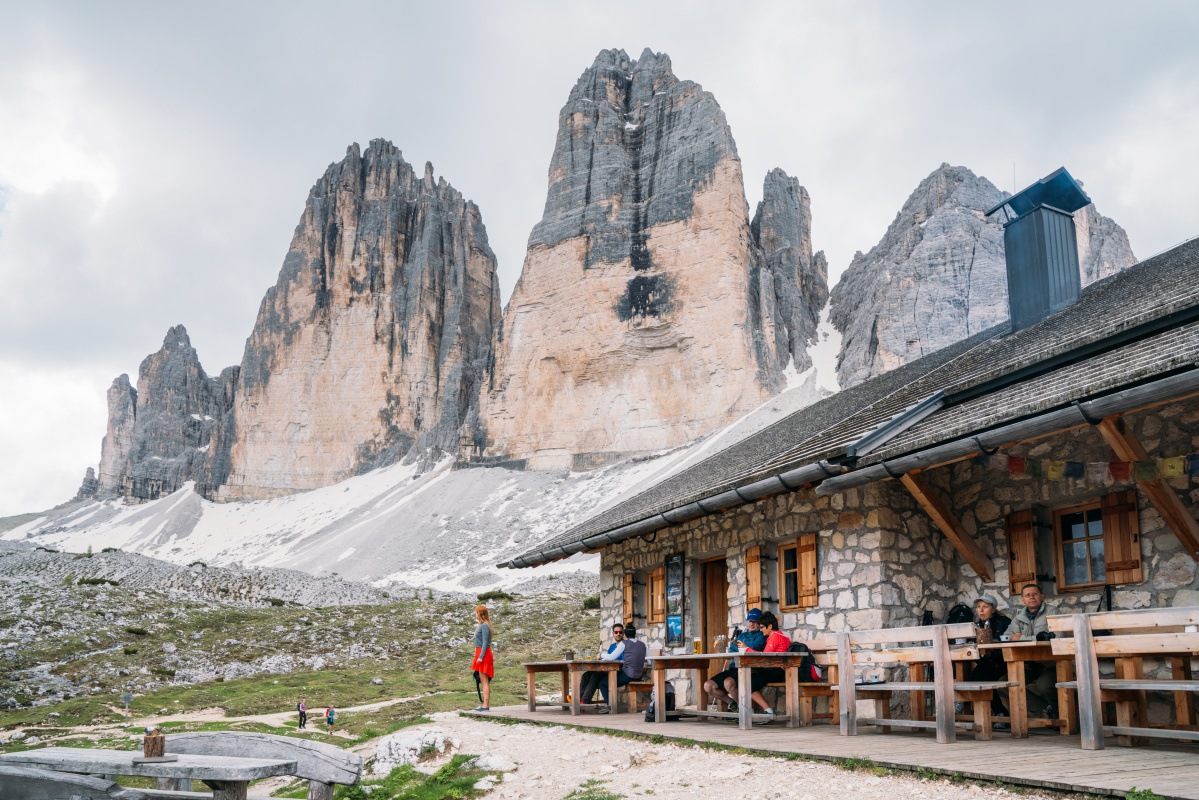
[392,715,1068,800]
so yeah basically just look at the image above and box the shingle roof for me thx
[511,236,1199,567]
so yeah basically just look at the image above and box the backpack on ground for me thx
[787,641,822,682]
[643,681,675,721]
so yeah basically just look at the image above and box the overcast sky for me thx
[2,1,1197,516]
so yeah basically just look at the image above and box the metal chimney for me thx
[986,167,1092,332]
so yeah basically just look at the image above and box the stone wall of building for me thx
[598,398,1199,717]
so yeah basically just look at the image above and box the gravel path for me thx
[392,715,1070,800]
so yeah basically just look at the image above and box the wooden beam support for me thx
[900,472,995,581]
[1098,415,1199,559]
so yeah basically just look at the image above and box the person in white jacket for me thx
[579,622,625,703]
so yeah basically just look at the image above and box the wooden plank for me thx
[527,670,536,712]
[846,622,974,645]
[653,664,666,724]
[785,665,800,730]
[1104,725,1199,742]
[1058,679,1199,691]
[0,750,296,781]
[1074,614,1105,751]
[827,645,979,664]
[738,663,753,731]
[1048,606,1199,632]
[931,625,955,744]
[1172,656,1197,732]
[900,472,994,581]
[1056,658,1077,735]
[837,632,856,736]
[1098,415,1199,558]
[570,669,582,716]
[608,670,620,715]
[1007,659,1028,739]
[1051,631,1199,655]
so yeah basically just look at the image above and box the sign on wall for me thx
[664,552,684,647]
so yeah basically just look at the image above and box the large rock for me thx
[217,140,501,500]
[830,164,1136,387]
[95,326,234,499]
[479,48,825,469]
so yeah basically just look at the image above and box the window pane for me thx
[784,547,797,572]
[784,573,799,607]
[1061,512,1087,540]
[1086,508,1104,539]
[1090,537,1105,583]
[1063,541,1090,585]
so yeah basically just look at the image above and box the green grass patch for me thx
[77,578,119,586]
[1126,790,1164,800]
[124,627,149,636]
[476,590,513,603]
[581,595,600,610]
[332,756,490,800]
[564,779,625,800]
[123,646,139,655]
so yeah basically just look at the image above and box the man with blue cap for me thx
[700,608,768,712]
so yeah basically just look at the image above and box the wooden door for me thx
[701,559,730,654]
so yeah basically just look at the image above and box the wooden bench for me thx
[153,731,362,800]
[0,764,147,800]
[1049,606,1199,750]
[828,623,1016,743]
[624,681,654,712]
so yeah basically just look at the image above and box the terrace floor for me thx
[467,706,1199,800]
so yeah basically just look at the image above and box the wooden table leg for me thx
[910,661,926,722]
[570,668,582,716]
[561,669,570,708]
[1171,655,1196,741]
[695,665,709,714]
[1114,657,1148,746]
[527,669,537,712]
[968,691,993,741]
[785,665,799,729]
[738,663,753,731]
[1008,659,1028,739]
[608,669,621,714]
[1056,658,1077,734]
[307,782,334,800]
[874,696,891,734]
[654,665,667,723]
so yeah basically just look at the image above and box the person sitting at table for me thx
[1005,583,1058,719]
[579,622,625,704]
[701,608,768,712]
[744,611,789,724]
[597,624,646,712]
[963,594,1011,721]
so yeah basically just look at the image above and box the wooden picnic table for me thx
[908,640,1077,738]
[523,659,624,716]
[0,746,296,800]
[647,651,816,731]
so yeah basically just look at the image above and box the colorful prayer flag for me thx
[1160,456,1185,478]
[1135,460,1158,480]
[1086,462,1110,483]
[1008,456,1027,475]
[1046,460,1065,481]
[1026,459,1042,478]
[1187,454,1199,477]
[1110,461,1131,481]
[1065,461,1085,479]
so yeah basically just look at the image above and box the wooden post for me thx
[695,664,710,713]
[527,669,537,712]
[570,668,582,716]
[211,781,249,800]
[654,664,667,723]
[307,781,334,800]
[1114,657,1148,746]
[608,668,620,714]
[932,625,956,744]
[561,669,569,708]
[900,473,995,581]
[1056,658,1077,735]
[1074,614,1105,751]
[972,693,993,741]
[785,664,800,729]
[1098,415,1199,557]
[837,633,856,736]
[1171,655,1197,737]
[1007,659,1028,739]
[738,661,753,731]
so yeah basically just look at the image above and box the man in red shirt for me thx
[744,611,789,723]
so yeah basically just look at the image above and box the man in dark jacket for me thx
[599,625,646,710]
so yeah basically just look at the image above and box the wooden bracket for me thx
[1097,415,1199,559]
[901,472,995,581]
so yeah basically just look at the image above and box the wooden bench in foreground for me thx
[1049,606,1199,750]
[829,622,1016,743]
[0,764,147,800]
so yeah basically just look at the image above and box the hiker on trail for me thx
[297,698,307,729]
[598,624,645,712]
[702,607,767,712]
[580,622,625,704]
[325,706,335,733]
[472,604,494,712]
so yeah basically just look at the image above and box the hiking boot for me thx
[754,708,776,726]
[954,701,966,715]
[1044,705,1058,720]
[726,701,738,713]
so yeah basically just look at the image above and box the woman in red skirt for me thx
[472,604,494,711]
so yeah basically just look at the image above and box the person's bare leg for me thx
[481,674,491,708]
[724,677,739,702]
[751,691,771,712]
[704,679,730,702]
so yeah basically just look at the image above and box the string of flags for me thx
[972,452,1199,482]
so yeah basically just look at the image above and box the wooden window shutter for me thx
[1005,510,1037,596]
[622,574,634,622]
[797,534,818,608]
[1101,490,1143,585]
[647,567,666,624]
[745,546,762,608]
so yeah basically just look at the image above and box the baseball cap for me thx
[976,594,999,608]
[746,608,763,621]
